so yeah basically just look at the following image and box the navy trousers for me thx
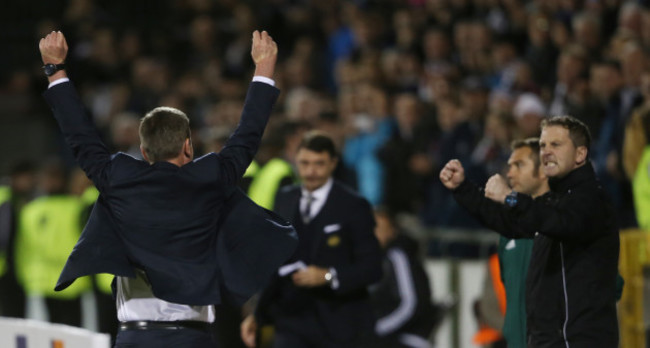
[114,327,217,348]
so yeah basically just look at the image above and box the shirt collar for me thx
[301,178,333,201]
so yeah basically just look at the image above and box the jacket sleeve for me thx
[374,248,420,335]
[509,186,614,242]
[254,274,281,326]
[452,181,535,239]
[43,82,112,191]
[333,198,383,294]
[215,82,280,185]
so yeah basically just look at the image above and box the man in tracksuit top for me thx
[440,115,619,347]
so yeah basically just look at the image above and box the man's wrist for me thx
[47,70,67,84]
[253,63,275,80]
[252,76,275,86]
[504,191,518,207]
[325,267,339,290]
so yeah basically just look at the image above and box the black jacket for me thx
[44,81,297,306]
[256,182,382,343]
[370,234,439,340]
[453,163,619,348]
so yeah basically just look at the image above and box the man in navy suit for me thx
[240,132,383,348]
[39,31,297,347]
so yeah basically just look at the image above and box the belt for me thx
[119,320,212,332]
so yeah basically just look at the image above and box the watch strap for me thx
[43,63,66,76]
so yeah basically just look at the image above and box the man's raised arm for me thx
[40,31,112,191]
[217,30,281,185]
[440,159,533,239]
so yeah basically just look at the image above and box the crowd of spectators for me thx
[2,0,650,239]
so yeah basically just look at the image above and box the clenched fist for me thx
[484,174,512,203]
[439,159,465,190]
[39,31,68,65]
[251,30,277,78]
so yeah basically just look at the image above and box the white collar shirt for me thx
[300,178,333,221]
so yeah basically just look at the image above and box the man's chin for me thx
[543,166,557,177]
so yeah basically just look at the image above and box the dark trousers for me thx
[272,314,360,348]
[211,303,246,348]
[273,331,352,348]
[45,297,81,327]
[0,271,25,318]
[95,290,118,342]
[115,328,217,348]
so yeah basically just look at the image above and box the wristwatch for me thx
[43,63,65,76]
[505,191,518,207]
[324,271,333,284]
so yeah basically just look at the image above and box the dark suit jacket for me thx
[256,181,382,342]
[43,81,297,306]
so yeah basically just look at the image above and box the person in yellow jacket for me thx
[70,167,117,337]
[14,160,91,327]
[247,120,306,209]
[0,161,36,318]
[623,107,650,230]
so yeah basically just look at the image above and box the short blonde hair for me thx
[139,107,191,162]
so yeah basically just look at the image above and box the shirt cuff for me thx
[252,76,275,87]
[48,78,70,89]
[328,267,340,290]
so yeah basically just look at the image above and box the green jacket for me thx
[247,158,294,210]
[15,195,91,299]
[498,236,533,348]
[633,146,650,230]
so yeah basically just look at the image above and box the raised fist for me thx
[439,159,465,190]
[484,174,511,203]
[39,31,68,65]
[251,30,277,78]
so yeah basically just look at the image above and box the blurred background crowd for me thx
[1,0,650,346]
[4,0,650,230]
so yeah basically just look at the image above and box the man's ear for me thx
[183,138,193,159]
[140,145,151,163]
[575,146,588,166]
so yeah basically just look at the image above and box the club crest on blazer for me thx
[327,235,341,247]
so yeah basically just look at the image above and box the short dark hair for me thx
[139,107,191,162]
[511,137,542,173]
[541,115,591,151]
[9,160,35,177]
[298,131,338,158]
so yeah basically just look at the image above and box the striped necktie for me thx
[302,193,314,224]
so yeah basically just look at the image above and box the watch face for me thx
[43,64,63,76]
[44,64,56,76]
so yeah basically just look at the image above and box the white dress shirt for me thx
[116,270,215,322]
[300,178,333,221]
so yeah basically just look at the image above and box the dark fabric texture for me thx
[256,182,382,344]
[44,81,297,306]
[453,163,619,347]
